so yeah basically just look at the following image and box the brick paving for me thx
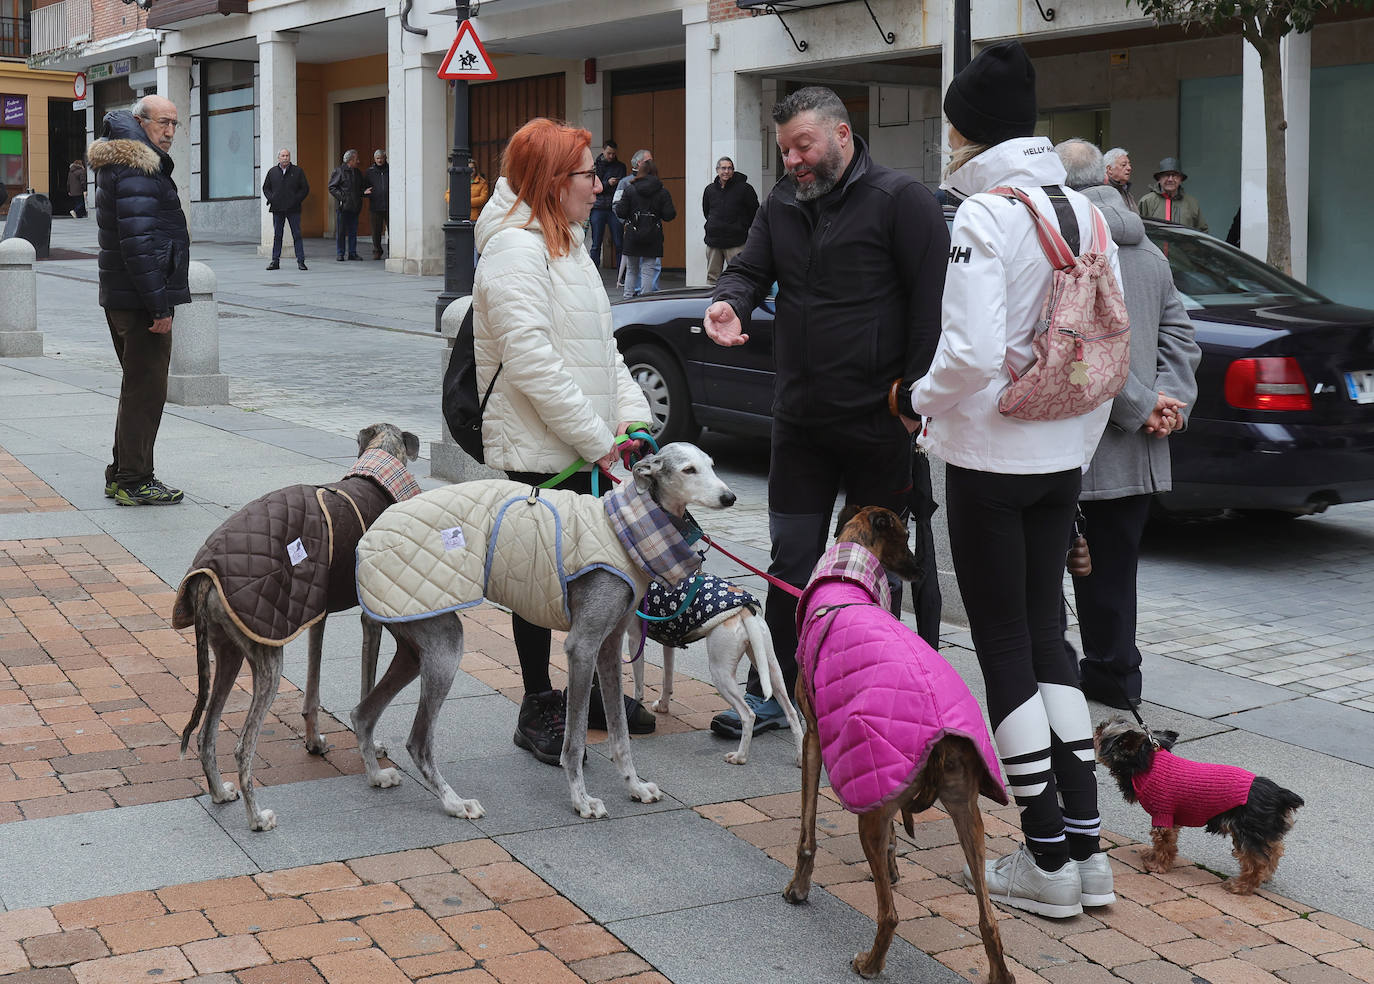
[0,452,74,515]
[0,840,667,984]
[697,791,1374,984]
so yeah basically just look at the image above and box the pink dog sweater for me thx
[795,542,1006,814]
[1132,748,1255,828]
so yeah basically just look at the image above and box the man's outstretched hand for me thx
[704,301,748,347]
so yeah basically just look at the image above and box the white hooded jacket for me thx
[910,137,1121,474]
[473,177,651,473]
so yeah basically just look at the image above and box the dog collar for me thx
[346,448,421,503]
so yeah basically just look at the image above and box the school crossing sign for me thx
[438,20,498,81]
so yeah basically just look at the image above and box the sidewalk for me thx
[2,219,1373,984]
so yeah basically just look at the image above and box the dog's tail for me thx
[179,575,213,759]
[742,612,774,703]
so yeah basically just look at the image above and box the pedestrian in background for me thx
[472,117,655,765]
[702,156,758,284]
[67,158,88,218]
[1103,147,1136,212]
[1056,138,1201,711]
[616,157,675,298]
[328,149,365,261]
[910,42,1121,918]
[364,149,390,260]
[590,140,627,270]
[470,168,490,221]
[1138,158,1207,232]
[706,85,949,739]
[613,149,652,288]
[262,147,309,271]
[86,95,191,506]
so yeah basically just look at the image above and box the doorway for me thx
[338,97,386,239]
[48,99,86,214]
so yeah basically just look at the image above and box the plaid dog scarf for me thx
[346,448,422,503]
[604,478,703,590]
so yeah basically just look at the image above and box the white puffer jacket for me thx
[910,137,1121,475]
[473,178,651,473]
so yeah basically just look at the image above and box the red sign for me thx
[437,20,497,81]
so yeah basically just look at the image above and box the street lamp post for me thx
[435,0,476,332]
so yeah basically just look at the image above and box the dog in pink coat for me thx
[783,505,1013,983]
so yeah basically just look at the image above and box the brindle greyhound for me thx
[784,504,1013,983]
[177,423,419,831]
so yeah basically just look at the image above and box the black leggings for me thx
[945,464,1101,867]
[505,469,597,696]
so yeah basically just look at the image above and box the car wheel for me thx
[624,343,699,445]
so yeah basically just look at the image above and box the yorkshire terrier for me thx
[1094,717,1303,894]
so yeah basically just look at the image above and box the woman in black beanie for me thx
[908,39,1122,919]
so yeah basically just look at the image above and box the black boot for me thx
[513,690,565,765]
[587,675,657,735]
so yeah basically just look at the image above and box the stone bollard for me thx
[0,237,43,356]
[430,294,502,483]
[166,260,230,406]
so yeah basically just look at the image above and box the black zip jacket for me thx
[328,165,365,213]
[364,163,390,213]
[702,171,759,249]
[262,163,309,213]
[712,137,948,424]
[615,175,677,258]
[88,111,191,319]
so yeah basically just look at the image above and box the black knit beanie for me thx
[943,40,1038,146]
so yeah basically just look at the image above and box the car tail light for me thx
[1224,357,1312,411]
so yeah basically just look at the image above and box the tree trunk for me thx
[1251,20,1292,275]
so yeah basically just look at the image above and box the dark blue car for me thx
[613,218,1374,518]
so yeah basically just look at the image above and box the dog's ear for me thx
[1152,729,1179,751]
[632,453,663,493]
[356,425,380,455]
[835,504,862,539]
[402,431,421,461]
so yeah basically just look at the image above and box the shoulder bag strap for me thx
[988,186,1077,271]
[1042,185,1081,256]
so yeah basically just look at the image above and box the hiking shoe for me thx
[587,682,656,734]
[1076,851,1116,907]
[710,692,793,739]
[513,690,565,766]
[104,480,117,498]
[111,478,184,506]
[964,846,1083,919]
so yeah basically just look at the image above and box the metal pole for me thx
[954,0,971,73]
[435,1,476,332]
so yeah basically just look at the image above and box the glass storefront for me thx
[202,59,255,199]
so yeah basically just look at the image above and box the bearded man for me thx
[704,86,949,741]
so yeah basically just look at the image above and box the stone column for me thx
[684,6,712,288]
[258,32,299,258]
[387,18,447,276]
[155,55,194,223]
[0,238,42,357]
[1240,34,1310,274]
[431,296,501,482]
[166,261,230,406]
[1282,32,1310,282]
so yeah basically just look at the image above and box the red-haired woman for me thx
[472,117,655,765]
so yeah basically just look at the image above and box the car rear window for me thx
[1143,225,1328,309]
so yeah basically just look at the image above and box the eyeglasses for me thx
[140,116,180,130]
[569,168,600,181]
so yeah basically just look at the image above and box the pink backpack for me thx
[989,185,1130,421]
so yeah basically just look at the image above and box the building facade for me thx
[2,0,78,215]
[24,0,1374,306]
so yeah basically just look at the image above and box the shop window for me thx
[1,128,24,198]
[202,60,255,199]
[1,0,32,59]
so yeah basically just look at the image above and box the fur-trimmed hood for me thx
[87,111,167,177]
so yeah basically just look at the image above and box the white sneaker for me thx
[1077,851,1116,907]
[964,846,1083,919]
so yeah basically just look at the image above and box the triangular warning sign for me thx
[438,20,498,81]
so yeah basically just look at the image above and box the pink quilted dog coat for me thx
[796,542,1007,814]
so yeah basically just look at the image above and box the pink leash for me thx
[700,534,803,599]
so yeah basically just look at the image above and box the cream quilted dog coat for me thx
[356,480,648,631]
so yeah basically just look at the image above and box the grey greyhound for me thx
[174,423,420,831]
[351,442,736,820]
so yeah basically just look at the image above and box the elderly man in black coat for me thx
[263,147,309,271]
[87,95,192,507]
[702,157,758,284]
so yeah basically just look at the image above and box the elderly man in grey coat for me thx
[1056,139,1202,709]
